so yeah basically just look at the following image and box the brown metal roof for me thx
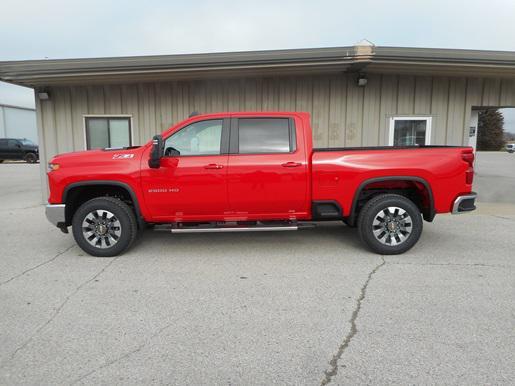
[1,44,515,87]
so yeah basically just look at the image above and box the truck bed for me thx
[311,145,474,217]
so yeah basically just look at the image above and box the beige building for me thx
[1,41,515,198]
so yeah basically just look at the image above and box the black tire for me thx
[72,197,137,257]
[357,194,423,255]
[24,153,37,163]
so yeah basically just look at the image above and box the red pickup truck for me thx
[45,112,476,257]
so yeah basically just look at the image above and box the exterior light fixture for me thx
[38,91,50,100]
[357,74,368,87]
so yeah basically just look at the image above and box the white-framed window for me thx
[84,116,132,150]
[388,116,432,146]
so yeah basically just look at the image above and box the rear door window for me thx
[237,118,294,154]
[7,139,20,148]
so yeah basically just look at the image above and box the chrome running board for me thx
[171,225,299,233]
[153,221,316,233]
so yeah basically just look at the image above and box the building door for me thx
[226,117,309,220]
[140,119,229,221]
[389,117,432,146]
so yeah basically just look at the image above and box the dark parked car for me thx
[0,138,39,163]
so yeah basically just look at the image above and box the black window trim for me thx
[7,139,21,148]
[162,118,230,158]
[229,117,297,155]
[84,116,132,150]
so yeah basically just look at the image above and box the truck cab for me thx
[141,113,310,222]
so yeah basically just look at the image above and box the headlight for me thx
[48,163,60,172]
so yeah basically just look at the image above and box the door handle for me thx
[281,162,301,168]
[204,163,224,169]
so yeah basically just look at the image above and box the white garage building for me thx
[0,103,38,144]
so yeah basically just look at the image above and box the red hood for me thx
[50,146,143,164]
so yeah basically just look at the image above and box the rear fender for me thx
[348,176,435,226]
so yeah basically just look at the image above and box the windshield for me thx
[20,139,35,146]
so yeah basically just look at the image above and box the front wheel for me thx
[72,197,137,257]
[24,152,38,163]
[357,194,423,255]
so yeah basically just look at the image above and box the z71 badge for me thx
[112,154,134,159]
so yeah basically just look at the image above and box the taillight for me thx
[466,170,474,184]
[462,149,474,185]
[461,150,474,166]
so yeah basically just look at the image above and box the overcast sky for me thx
[1,0,515,131]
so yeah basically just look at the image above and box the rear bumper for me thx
[452,192,477,214]
[45,204,66,227]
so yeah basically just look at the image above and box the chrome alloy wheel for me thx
[372,206,413,246]
[82,210,122,249]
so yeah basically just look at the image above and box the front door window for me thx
[163,119,223,156]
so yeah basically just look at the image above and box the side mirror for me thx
[148,135,164,168]
[164,146,180,157]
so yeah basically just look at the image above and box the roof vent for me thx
[354,39,375,47]
[354,39,375,56]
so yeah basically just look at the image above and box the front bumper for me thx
[452,192,477,214]
[45,204,66,227]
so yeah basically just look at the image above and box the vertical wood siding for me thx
[36,74,515,198]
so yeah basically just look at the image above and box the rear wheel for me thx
[24,152,37,163]
[72,197,137,257]
[357,194,423,255]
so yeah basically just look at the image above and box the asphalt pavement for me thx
[0,161,513,385]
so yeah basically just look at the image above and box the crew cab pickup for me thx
[45,112,476,257]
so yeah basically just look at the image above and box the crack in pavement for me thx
[1,255,121,366]
[490,214,515,222]
[0,244,76,287]
[320,253,510,385]
[70,316,183,385]
[320,256,386,386]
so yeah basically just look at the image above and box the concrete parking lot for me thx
[475,151,515,203]
[0,158,514,385]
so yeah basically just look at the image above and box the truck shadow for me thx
[130,222,366,256]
